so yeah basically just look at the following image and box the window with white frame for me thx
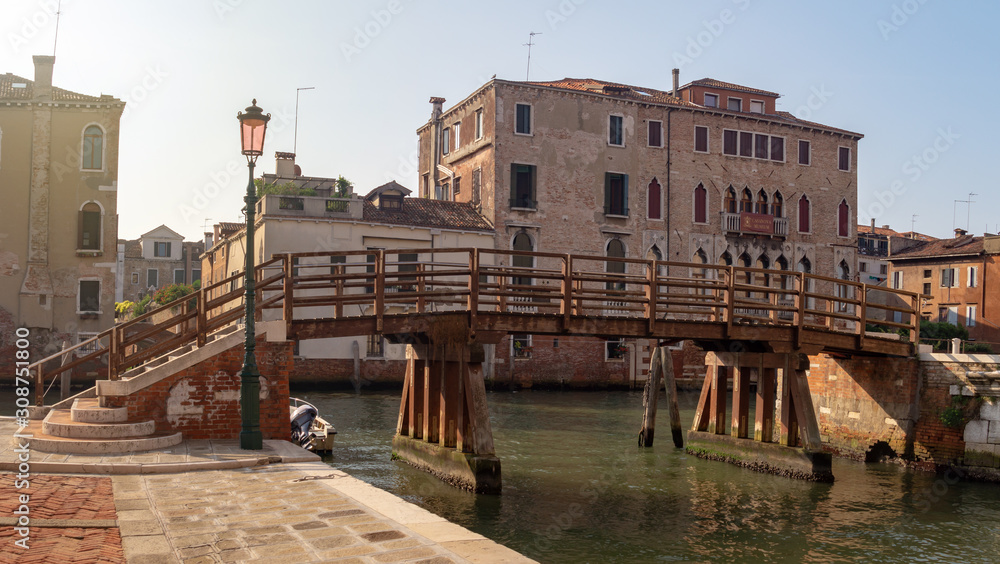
[941,268,957,288]
[472,167,482,208]
[78,202,102,251]
[475,108,484,140]
[441,127,450,155]
[968,266,978,288]
[750,100,764,114]
[838,147,851,171]
[82,125,104,170]
[798,140,811,165]
[722,129,783,161]
[76,332,100,357]
[192,269,201,283]
[609,115,624,146]
[704,93,718,107]
[515,103,532,135]
[606,338,626,360]
[694,126,708,153]
[174,269,185,284]
[727,97,742,111]
[967,305,977,327]
[147,268,158,288]
[452,122,460,150]
[154,242,171,257]
[131,272,139,284]
[367,334,385,357]
[79,280,100,313]
[512,334,532,358]
[648,120,662,147]
[892,271,903,290]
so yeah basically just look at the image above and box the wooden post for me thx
[787,362,823,451]
[423,356,440,443]
[709,364,727,435]
[645,261,657,333]
[857,283,867,350]
[794,273,805,349]
[197,286,207,347]
[468,249,479,332]
[335,264,344,318]
[59,341,72,401]
[35,365,44,407]
[283,256,294,334]
[731,366,750,438]
[396,363,412,435]
[561,255,572,330]
[778,366,799,446]
[462,362,495,455]
[692,368,713,432]
[754,367,776,442]
[108,326,118,381]
[662,347,684,447]
[375,250,385,333]
[409,357,425,439]
[638,347,662,447]
[725,267,735,338]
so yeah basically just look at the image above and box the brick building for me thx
[116,225,204,304]
[857,222,936,286]
[416,72,863,385]
[0,56,124,362]
[889,231,1000,349]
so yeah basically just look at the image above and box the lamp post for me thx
[236,99,270,450]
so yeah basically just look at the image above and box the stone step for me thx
[71,398,128,423]
[43,409,156,439]
[21,420,183,455]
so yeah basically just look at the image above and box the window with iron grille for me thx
[367,334,384,357]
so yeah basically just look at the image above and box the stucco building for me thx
[202,157,495,386]
[889,231,1000,349]
[117,225,204,304]
[0,56,124,364]
[416,72,864,385]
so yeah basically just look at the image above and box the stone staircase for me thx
[28,323,260,455]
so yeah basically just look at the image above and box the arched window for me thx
[78,202,102,251]
[837,260,852,312]
[694,183,708,223]
[512,232,534,286]
[719,252,733,266]
[741,188,753,213]
[798,195,811,233]
[738,253,752,297]
[755,255,770,289]
[606,239,626,291]
[648,178,661,220]
[693,249,709,294]
[724,186,737,214]
[82,125,104,170]
[647,245,663,276]
[772,191,784,217]
[755,190,768,214]
[775,255,789,290]
[798,257,813,308]
[838,199,850,237]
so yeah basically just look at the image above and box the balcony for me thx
[722,212,788,238]
[257,194,364,220]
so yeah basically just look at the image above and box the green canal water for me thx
[297,389,1000,564]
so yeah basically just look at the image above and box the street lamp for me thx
[236,99,270,450]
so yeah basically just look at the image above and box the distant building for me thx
[857,222,936,286]
[889,230,1000,349]
[0,56,124,361]
[117,225,204,304]
[417,72,864,385]
[202,155,494,386]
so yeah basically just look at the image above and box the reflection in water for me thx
[297,389,1000,563]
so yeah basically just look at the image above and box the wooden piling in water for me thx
[660,347,684,448]
[638,347,662,447]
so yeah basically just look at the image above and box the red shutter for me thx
[648,179,661,219]
[799,196,810,232]
[695,185,707,223]
[838,201,849,237]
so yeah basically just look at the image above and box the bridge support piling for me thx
[393,343,501,494]
[639,346,684,448]
[687,351,833,482]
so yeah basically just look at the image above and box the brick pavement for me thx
[0,473,125,563]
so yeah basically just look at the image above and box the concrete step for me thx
[21,420,183,455]
[70,398,128,423]
[43,409,156,439]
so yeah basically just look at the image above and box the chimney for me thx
[430,97,445,120]
[671,68,680,98]
[275,152,296,178]
[871,218,876,231]
[954,228,968,237]
[33,55,55,99]
[204,232,213,249]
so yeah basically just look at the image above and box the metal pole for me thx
[239,159,262,450]
[293,87,314,156]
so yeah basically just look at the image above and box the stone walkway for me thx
[1,419,534,563]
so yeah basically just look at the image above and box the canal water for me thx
[297,389,1000,563]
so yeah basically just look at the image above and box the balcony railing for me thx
[722,212,788,237]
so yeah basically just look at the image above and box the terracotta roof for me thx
[364,181,412,201]
[681,78,780,98]
[122,239,142,259]
[520,78,700,107]
[217,222,244,238]
[858,224,937,241]
[0,72,121,103]
[891,235,985,260]
[363,198,493,232]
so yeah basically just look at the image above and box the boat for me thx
[289,397,336,453]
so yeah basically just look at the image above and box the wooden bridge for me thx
[29,248,921,492]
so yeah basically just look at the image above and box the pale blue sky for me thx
[4,0,997,241]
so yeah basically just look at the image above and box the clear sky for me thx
[4,0,998,242]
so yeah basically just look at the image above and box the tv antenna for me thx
[294,87,315,155]
[52,0,63,56]
[910,214,918,235]
[524,32,541,81]
[953,193,976,232]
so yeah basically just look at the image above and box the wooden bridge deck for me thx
[31,247,919,404]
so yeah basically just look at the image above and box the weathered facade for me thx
[889,231,1000,349]
[0,56,124,366]
[117,225,204,304]
[416,73,863,384]
[202,158,495,386]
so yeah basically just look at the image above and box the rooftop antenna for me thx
[52,0,63,56]
[293,87,315,156]
[524,32,541,81]
[966,192,977,231]
[911,214,918,235]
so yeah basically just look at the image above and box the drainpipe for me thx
[665,108,673,274]
[429,97,445,199]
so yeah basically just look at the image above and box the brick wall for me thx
[291,357,406,388]
[492,335,631,389]
[107,337,292,441]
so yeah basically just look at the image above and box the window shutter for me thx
[622,175,629,216]
[166,242,172,257]
[604,173,611,214]
[510,164,516,206]
[77,211,85,249]
[530,165,536,205]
